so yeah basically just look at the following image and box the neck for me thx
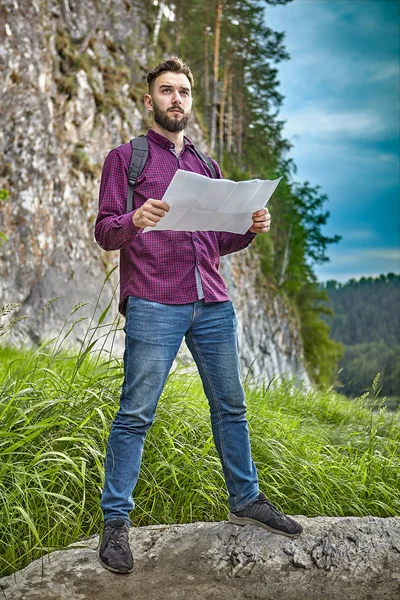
[151,122,185,151]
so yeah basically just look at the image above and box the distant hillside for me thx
[325,274,400,345]
[323,274,400,400]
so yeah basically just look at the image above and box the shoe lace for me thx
[257,496,283,516]
[256,495,299,532]
[107,526,128,550]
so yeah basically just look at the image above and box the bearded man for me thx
[95,56,302,574]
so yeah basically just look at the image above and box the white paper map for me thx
[142,169,282,234]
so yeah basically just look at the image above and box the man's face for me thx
[145,72,192,133]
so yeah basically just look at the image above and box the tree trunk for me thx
[237,86,243,165]
[278,224,293,286]
[152,1,165,48]
[227,71,233,154]
[218,58,229,164]
[210,0,223,155]
[204,24,210,125]
[174,0,183,50]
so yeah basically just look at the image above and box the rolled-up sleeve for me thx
[217,230,256,256]
[95,149,139,251]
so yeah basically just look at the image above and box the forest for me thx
[324,274,400,403]
[134,0,343,385]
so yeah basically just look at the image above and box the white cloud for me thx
[364,248,400,261]
[282,134,400,197]
[283,107,391,141]
[339,228,377,241]
[377,153,400,165]
[330,249,399,266]
[315,246,400,281]
[270,0,400,136]
[366,61,400,84]
[265,0,400,281]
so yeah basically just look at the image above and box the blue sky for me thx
[265,0,400,282]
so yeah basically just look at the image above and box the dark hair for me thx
[147,56,194,93]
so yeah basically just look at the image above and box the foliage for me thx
[0,189,9,202]
[324,274,400,345]
[295,282,343,387]
[70,147,102,179]
[339,342,400,399]
[323,274,400,400]
[0,189,10,246]
[0,345,398,577]
[291,181,341,266]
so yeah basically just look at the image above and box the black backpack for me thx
[126,135,217,212]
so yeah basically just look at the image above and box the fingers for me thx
[252,225,270,233]
[252,210,271,226]
[252,208,270,220]
[133,199,170,229]
[250,208,271,234]
[148,199,170,213]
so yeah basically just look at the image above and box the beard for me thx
[152,100,191,133]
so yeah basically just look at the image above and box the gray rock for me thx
[1,517,399,600]
[221,251,310,387]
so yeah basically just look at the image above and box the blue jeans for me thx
[101,297,259,523]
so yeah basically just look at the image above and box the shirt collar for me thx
[147,128,194,150]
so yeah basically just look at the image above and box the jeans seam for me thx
[188,333,236,485]
[124,303,132,387]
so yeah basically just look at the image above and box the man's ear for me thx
[144,94,153,112]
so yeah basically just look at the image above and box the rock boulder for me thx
[1,517,399,600]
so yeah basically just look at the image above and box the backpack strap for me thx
[193,148,217,179]
[127,135,217,213]
[127,135,149,213]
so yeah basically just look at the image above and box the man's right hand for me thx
[132,199,170,229]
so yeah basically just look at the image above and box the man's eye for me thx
[162,88,171,93]
[181,90,189,95]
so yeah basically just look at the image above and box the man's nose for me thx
[171,90,182,104]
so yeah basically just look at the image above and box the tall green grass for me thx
[0,303,399,577]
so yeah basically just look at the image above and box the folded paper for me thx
[143,169,282,234]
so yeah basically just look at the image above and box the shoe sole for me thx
[99,557,134,574]
[227,513,302,537]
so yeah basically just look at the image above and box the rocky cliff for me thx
[0,0,309,385]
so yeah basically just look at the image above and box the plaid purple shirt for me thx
[95,129,255,315]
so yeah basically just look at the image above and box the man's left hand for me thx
[249,208,271,234]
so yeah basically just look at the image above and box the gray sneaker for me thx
[228,492,303,537]
[99,518,134,573]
